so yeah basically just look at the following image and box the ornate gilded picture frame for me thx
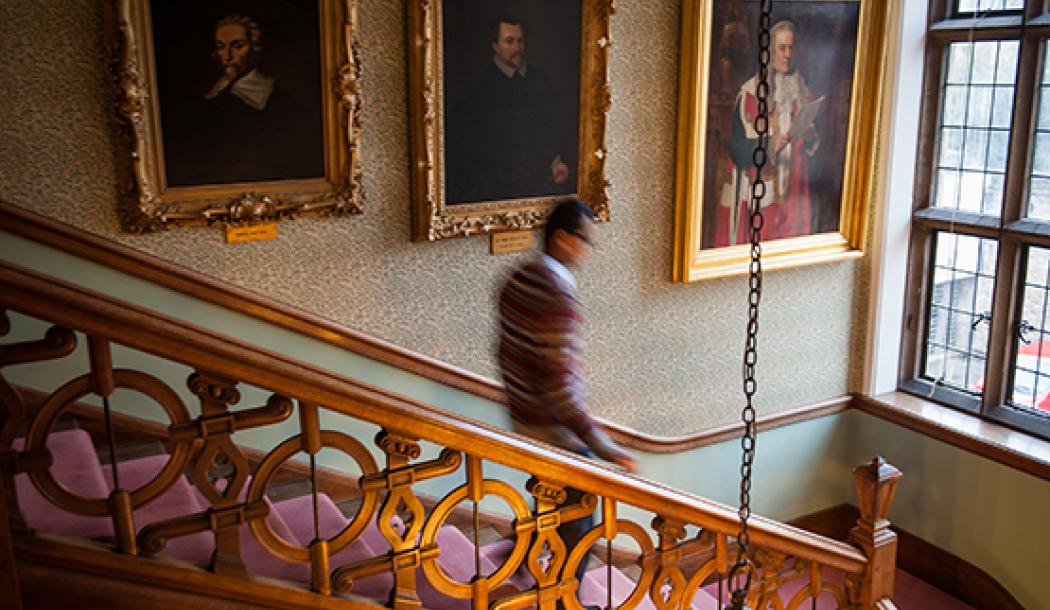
[408,0,613,241]
[672,0,889,281]
[111,0,363,232]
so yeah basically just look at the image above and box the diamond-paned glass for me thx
[956,0,1024,13]
[1012,246,1050,414]
[934,40,1019,215]
[1027,44,1050,221]
[924,233,999,393]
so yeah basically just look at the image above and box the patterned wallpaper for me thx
[0,0,869,437]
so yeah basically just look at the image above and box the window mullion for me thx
[913,38,949,211]
[984,239,1024,410]
[981,32,1040,413]
[900,229,935,383]
[899,29,950,385]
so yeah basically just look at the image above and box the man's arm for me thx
[533,292,636,470]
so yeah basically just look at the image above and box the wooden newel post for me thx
[848,456,902,609]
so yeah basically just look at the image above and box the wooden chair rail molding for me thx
[0,201,848,453]
[0,260,901,609]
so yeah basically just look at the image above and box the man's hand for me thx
[552,160,570,184]
[610,451,639,473]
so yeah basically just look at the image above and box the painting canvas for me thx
[150,2,325,187]
[702,1,859,249]
[443,1,581,205]
[673,0,888,281]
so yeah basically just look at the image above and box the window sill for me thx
[854,391,1050,482]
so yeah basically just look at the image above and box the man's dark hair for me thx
[544,198,594,251]
[491,15,524,43]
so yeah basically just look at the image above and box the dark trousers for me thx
[557,484,595,586]
[556,448,596,607]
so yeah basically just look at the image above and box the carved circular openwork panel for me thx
[419,479,533,599]
[247,430,379,563]
[561,519,655,610]
[24,370,193,516]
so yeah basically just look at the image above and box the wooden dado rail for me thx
[0,261,899,610]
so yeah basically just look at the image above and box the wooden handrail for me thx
[0,260,868,573]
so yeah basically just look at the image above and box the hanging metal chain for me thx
[727,0,772,608]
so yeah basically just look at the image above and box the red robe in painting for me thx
[716,70,819,246]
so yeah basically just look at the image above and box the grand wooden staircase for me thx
[1,260,909,609]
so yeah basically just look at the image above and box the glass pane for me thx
[932,267,953,306]
[967,356,988,389]
[1027,246,1050,286]
[957,0,1022,12]
[924,232,999,394]
[987,130,1009,172]
[966,86,993,127]
[936,41,1016,216]
[1030,177,1050,220]
[1033,132,1050,176]
[1012,246,1050,414]
[1039,87,1050,131]
[934,169,960,208]
[1027,43,1050,221]
[996,41,1019,84]
[962,129,988,170]
[957,234,982,273]
[929,305,951,345]
[982,173,1004,215]
[936,233,958,267]
[970,42,998,85]
[992,87,1014,129]
[1045,44,1050,84]
[980,238,999,275]
[939,128,964,167]
[947,44,972,85]
[943,86,968,126]
[959,171,984,212]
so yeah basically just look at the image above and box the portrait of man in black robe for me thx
[443,2,581,205]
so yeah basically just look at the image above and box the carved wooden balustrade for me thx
[0,261,900,610]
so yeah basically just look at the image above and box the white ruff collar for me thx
[205,68,275,111]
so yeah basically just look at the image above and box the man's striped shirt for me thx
[497,255,619,460]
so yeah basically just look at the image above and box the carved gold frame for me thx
[110,0,363,232]
[672,0,890,282]
[407,0,614,241]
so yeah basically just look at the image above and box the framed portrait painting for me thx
[672,0,891,281]
[408,0,613,241]
[110,0,363,232]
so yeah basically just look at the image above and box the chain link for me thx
[727,0,771,607]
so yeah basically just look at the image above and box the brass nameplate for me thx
[226,223,278,244]
[491,231,533,255]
